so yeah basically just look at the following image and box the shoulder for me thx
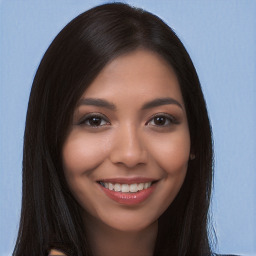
[48,249,67,256]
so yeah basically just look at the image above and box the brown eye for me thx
[147,113,177,127]
[153,116,167,126]
[79,113,110,127]
[88,117,103,126]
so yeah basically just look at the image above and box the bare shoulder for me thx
[48,249,67,255]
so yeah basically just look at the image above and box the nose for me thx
[109,124,148,168]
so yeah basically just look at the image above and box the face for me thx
[62,49,190,232]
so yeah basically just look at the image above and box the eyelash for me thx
[146,113,179,127]
[78,113,110,127]
[77,112,178,128]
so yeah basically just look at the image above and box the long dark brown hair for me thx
[13,3,214,256]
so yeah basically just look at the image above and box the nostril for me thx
[109,150,148,168]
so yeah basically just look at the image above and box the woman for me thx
[13,3,214,256]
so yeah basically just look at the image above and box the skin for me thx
[62,49,191,256]
[48,249,66,255]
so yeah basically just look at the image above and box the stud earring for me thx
[190,153,195,160]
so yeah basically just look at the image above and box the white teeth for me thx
[109,183,114,190]
[114,183,121,192]
[121,184,129,192]
[130,184,138,192]
[100,181,153,193]
[137,183,144,191]
[144,182,150,189]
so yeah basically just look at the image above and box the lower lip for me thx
[99,183,156,205]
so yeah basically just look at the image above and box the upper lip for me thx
[98,177,158,184]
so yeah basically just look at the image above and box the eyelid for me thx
[77,112,110,126]
[146,112,179,126]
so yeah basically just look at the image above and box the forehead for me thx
[82,49,184,105]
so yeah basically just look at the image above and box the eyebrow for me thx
[77,98,116,110]
[77,97,183,110]
[141,97,183,110]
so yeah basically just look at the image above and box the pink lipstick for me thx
[97,178,157,205]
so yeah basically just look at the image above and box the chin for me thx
[108,219,156,233]
[96,207,159,233]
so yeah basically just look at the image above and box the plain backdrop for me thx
[0,1,255,255]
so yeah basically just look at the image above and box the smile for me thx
[97,179,158,205]
[98,181,153,193]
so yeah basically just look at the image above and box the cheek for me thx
[62,131,112,211]
[148,131,190,212]
[62,131,111,175]
[148,130,190,175]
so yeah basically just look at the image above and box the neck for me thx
[83,213,158,256]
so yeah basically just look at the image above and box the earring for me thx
[190,153,195,160]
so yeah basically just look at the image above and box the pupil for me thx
[154,116,166,125]
[89,117,101,126]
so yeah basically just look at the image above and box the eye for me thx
[146,113,177,127]
[79,113,110,127]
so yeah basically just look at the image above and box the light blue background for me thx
[0,1,255,255]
